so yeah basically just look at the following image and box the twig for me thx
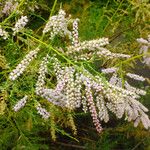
[131,138,146,150]
[54,141,86,149]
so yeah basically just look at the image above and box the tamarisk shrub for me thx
[5,8,150,133]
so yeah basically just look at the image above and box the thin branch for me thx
[54,141,86,149]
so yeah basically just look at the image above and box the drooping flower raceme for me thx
[107,71,146,95]
[72,19,80,47]
[35,55,50,96]
[126,73,145,81]
[36,104,50,119]
[13,95,28,112]
[9,48,40,81]
[125,81,146,96]
[101,67,118,74]
[84,80,103,133]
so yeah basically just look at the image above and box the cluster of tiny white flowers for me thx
[126,73,145,81]
[65,67,76,108]
[9,9,150,132]
[0,26,9,39]
[67,40,130,60]
[73,53,93,61]
[101,67,118,74]
[106,84,149,126]
[81,95,88,113]
[110,53,131,58]
[42,9,131,61]
[2,0,18,15]
[35,56,67,107]
[125,98,150,129]
[93,70,149,128]
[109,72,146,94]
[36,57,83,108]
[73,50,130,61]
[137,37,149,45]
[125,81,146,96]
[13,95,28,112]
[42,88,66,106]
[67,38,109,54]
[63,68,82,109]
[43,58,150,131]
[13,16,28,35]
[72,19,80,47]
[74,73,82,108]
[137,35,150,66]
[85,82,103,133]
[140,113,150,129]
[36,104,50,119]
[43,9,72,39]
[96,95,109,123]
[9,48,39,81]
[96,47,131,59]
[35,55,50,95]
[81,70,143,129]
[11,50,150,131]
